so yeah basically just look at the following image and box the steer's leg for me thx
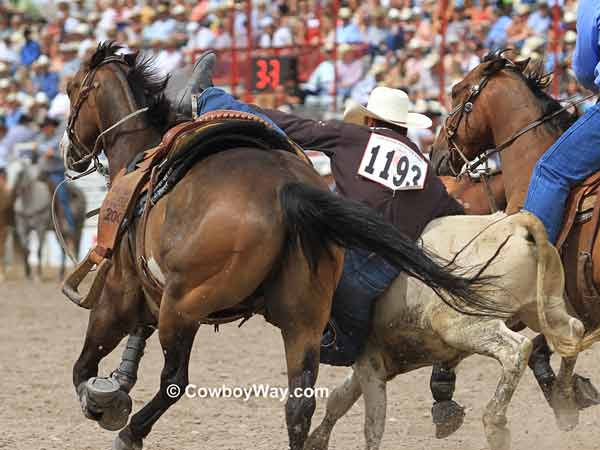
[438,317,532,450]
[304,370,363,450]
[551,356,579,431]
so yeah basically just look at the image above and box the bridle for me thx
[65,54,149,178]
[443,57,596,178]
[443,73,493,176]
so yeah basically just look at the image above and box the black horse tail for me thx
[279,182,510,318]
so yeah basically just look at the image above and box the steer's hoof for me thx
[113,427,143,450]
[573,374,600,410]
[432,400,466,439]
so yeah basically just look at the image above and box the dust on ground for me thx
[1,279,600,450]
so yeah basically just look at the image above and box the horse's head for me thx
[430,50,532,176]
[60,42,171,174]
[6,159,38,194]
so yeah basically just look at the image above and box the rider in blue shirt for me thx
[524,0,600,243]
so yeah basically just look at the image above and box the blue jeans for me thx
[195,87,286,136]
[48,172,75,230]
[320,247,400,366]
[524,102,600,244]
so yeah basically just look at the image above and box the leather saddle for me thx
[555,172,600,327]
[62,109,309,310]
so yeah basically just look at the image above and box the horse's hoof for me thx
[99,390,132,431]
[573,374,600,410]
[432,400,465,439]
[113,427,143,450]
[79,377,132,430]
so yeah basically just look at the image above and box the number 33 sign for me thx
[358,133,428,191]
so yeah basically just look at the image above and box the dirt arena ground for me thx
[2,278,600,450]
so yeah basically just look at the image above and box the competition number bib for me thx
[357,133,428,191]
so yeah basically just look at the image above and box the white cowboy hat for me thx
[344,87,432,129]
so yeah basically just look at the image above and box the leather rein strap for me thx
[65,55,149,173]
[444,60,596,176]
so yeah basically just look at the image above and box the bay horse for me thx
[61,43,501,450]
[430,51,600,421]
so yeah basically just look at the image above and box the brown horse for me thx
[430,51,600,419]
[61,43,500,450]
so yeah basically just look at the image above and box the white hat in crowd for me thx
[344,87,432,129]
[564,30,577,44]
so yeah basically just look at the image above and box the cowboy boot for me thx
[174,51,216,120]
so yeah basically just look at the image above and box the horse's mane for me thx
[481,49,577,134]
[87,41,172,131]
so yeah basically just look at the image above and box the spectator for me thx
[58,42,81,78]
[31,55,59,100]
[366,8,387,49]
[528,3,552,35]
[336,7,365,44]
[258,17,275,48]
[336,44,364,100]
[19,28,41,66]
[507,4,533,48]
[485,5,512,50]
[301,43,335,100]
[0,112,36,167]
[186,18,216,51]
[384,8,405,52]
[272,15,294,48]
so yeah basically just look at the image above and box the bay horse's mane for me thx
[481,49,577,134]
[87,41,173,131]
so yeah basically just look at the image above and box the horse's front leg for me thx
[74,262,145,432]
[115,291,199,450]
[36,228,45,280]
[112,325,156,393]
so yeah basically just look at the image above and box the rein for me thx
[65,55,149,180]
[445,63,596,177]
[57,55,150,264]
[467,92,597,174]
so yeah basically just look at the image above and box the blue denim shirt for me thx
[573,0,600,92]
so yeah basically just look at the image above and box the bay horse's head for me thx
[430,49,574,176]
[60,41,171,173]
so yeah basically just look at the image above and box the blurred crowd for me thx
[0,0,595,162]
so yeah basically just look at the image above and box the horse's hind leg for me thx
[439,318,532,450]
[267,250,341,450]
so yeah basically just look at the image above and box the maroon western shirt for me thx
[263,109,464,240]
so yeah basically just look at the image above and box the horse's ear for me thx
[123,51,138,67]
[513,58,531,72]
